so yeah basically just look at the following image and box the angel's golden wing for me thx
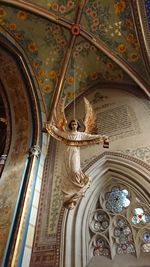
[83,97,98,134]
[54,96,67,131]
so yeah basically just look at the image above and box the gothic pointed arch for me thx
[62,152,150,267]
[0,28,42,266]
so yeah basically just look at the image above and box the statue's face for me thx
[71,120,78,131]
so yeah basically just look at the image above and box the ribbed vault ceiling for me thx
[0,0,150,118]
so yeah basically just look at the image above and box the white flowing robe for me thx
[51,126,102,206]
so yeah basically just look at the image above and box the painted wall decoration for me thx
[0,47,31,264]
[0,198,12,260]
[63,35,134,105]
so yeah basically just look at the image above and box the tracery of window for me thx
[89,183,150,259]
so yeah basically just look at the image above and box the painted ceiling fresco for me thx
[80,0,148,77]
[0,4,71,111]
[63,35,134,103]
[25,0,79,22]
[27,0,79,22]
[0,0,149,114]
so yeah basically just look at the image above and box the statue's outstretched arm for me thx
[46,124,68,140]
[46,124,109,147]
[81,132,109,146]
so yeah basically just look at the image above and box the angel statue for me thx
[46,97,109,209]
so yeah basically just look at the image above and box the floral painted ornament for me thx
[105,187,130,213]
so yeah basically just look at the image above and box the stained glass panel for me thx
[132,208,150,225]
[93,236,110,257]
[143,232,150,242]
[114,218,135,255]
[142,243,150,252]
[90,210,110,233]
[116,243,135,255]
[141,231,150,253]
[105,187,130,213]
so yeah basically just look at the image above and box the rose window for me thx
[105,187,130,213]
